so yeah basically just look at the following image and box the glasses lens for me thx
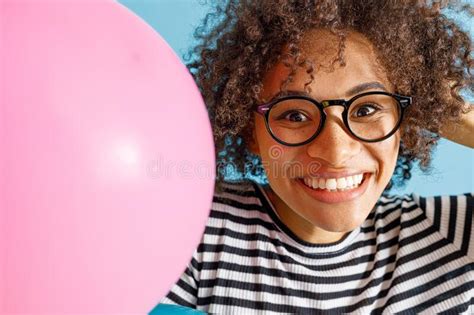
[268,98,320,144]
[347,94,401,141]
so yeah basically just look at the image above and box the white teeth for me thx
[346,176,354,187]
[336,177,347,189]
[318,178,326,189]
[326,178,337,190]
[301,173,366,192]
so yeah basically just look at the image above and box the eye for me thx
[352,104,380,118]
[278,110,309,122]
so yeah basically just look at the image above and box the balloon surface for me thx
[0,0,215,313]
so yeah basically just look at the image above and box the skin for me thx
[439,108,474,148]
[248,29,401,244]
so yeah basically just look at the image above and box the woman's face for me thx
[249,29,400,244]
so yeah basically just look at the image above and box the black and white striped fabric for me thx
[159,180,473,314]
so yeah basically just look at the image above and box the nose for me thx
[306,106,362,166]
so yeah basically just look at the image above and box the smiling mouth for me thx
[297,173,369,192]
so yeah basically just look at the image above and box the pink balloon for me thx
[0,0,215,314]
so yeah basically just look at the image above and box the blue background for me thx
[119,0,473,196]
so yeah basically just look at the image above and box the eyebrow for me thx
[346,81,387,96]
[269,81,388,101]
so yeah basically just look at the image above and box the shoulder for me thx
[410,192,473,260]
[205,179,273,233]
[372,193,420,220]
[368,193,420,234]
[213,179,257,202]
[210,180,263,214]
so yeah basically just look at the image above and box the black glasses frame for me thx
[254,91,412,146]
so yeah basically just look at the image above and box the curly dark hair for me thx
[183,0,473,195]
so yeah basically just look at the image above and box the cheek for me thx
[254,120,281,169]
[256,134,299,181]
[388,133,401,164]
[370,134,400,180]
[260,143,293,179]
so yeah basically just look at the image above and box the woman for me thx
[157,0,473,313]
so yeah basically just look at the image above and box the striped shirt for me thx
[159,180,473,314]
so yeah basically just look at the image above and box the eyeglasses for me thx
[254,91,412,146]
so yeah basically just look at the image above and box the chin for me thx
[305,206,370,231]
[320,220,362,233]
